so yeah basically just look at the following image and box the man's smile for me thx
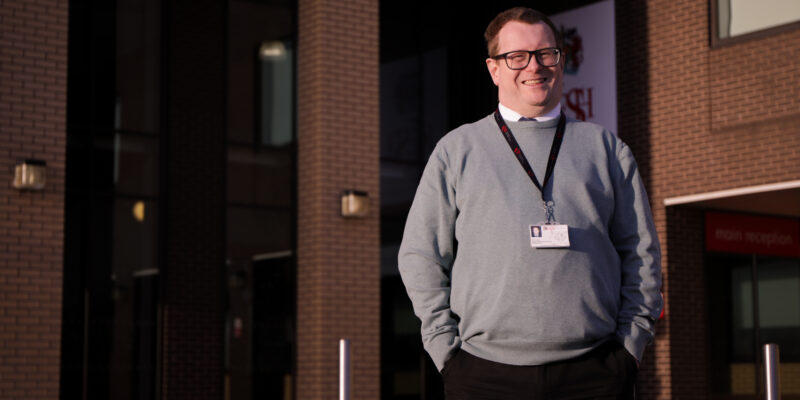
[522,78,548,85]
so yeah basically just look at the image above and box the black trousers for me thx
[442,341,638,400]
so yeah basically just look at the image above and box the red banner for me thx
[705,212,800,257]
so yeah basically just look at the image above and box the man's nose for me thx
[524,57,543,72]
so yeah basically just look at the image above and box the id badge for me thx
[530,224,570,248]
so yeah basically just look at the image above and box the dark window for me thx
[63,0,162,398]
[224,1,297,399]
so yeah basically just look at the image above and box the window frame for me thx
[710,0,800,48]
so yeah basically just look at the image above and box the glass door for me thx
[707,253,800,396]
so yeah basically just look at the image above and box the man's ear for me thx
[486,58,499,86]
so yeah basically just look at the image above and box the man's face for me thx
[486,21,563,117]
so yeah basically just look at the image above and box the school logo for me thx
[559,25,592,121]
[560,26,583,75]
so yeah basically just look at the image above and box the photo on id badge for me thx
[529,224,570,248]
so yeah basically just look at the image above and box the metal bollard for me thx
[339,339,351,400]
[764,343,780,400]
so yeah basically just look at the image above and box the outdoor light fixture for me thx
[12,159,46,191]
[341,190,369,218]
[259,40,287,60]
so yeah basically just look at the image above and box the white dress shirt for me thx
[498,102,562,122]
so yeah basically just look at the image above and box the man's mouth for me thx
[522,78,547,85]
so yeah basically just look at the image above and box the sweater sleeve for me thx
[398,144,462,372]
[609,143,663,362]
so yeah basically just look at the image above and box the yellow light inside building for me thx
[132,201,146,222]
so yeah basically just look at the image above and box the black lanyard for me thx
[493,109,566,201]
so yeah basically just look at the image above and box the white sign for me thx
[551,0,617,133]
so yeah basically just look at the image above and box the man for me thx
[398,7,662,399]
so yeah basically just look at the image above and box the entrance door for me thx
[707,243,800,396]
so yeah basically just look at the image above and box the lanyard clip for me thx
[543,200,556,224]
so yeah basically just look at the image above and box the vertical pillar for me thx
[0,1,68,399]
[161,0,227,398]
[296,0,380,398]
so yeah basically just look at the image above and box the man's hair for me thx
[484,7,563,57]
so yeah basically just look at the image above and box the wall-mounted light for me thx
[13,159,46,191]
[341,190,369,218]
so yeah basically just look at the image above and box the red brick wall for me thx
[618,1,800,399]
[0,0,68,399]
[664,206,707,399]
[643,0,800,201]
[296,0,381,398]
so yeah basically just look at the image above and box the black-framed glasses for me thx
[492,47,561,70]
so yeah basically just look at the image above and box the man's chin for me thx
[521,99,553,110]
[518,92,551,106]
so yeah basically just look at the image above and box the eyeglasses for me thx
[491,47,561,70]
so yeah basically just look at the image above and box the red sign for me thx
[564,87,593,121]
[705,212,800,257]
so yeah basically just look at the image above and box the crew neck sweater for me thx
[398,114,662,372]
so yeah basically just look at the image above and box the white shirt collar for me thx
[498,102,562,122]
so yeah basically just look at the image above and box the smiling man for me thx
[486,18,563,119]
[398,7,663,399]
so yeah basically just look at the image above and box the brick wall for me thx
[296,0,381,398]
[664,206,707,399]
[618,1,800,399]
[0,0,68,399]
[643,0,800,201]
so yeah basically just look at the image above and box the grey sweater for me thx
[398,114,662,372]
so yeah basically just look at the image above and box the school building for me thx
[1,0,798,399]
